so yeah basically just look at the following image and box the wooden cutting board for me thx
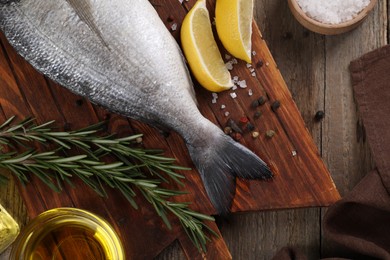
[0,0,340,258]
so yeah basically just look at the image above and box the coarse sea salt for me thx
[296,0,370,24]
[238,80,247,89]
[171,23,178,31]
[225,61,234,71]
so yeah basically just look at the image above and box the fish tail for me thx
[187,130,273,215]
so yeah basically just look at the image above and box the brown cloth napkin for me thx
[273,45,390,260]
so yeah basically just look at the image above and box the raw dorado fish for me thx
[0,0,272,214]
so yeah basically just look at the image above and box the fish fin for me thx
[187,132,273,215]
[65,0,109,48]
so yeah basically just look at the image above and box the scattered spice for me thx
[246,123,255,132]
[251,131,260,139]
[135,136,143,144]
[292,150,297,156]
[256,60,264,68]
[251,99,259,108]
[171,23,178,31]
[252,51,257,56]
[271,100,281,112]
[248,89,253,96]
[233,132,242,141]
[265,62,270,67]
[239,117,249,124]
[230,92,237,99]
[225,61,234,70]
[258,96,267,105]
[238,80,247,89]
[227,119,242,134]
[254,110,262,119]
[266,130,276,139]
[224,111,230,117]
[224,126,233,135]
[167,15,175,22]
[221,104,226,110]
[315,110,325,121]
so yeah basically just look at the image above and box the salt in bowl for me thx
[287,0,378,35]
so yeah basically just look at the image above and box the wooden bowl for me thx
[287,0,377,35]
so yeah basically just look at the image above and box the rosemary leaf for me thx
[0,117,216,252]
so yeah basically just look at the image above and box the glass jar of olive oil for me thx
[10,208,124,260]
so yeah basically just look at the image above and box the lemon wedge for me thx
[215,0,253,63]
[181,0,233,92]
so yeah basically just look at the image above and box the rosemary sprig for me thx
[0,116,217,252]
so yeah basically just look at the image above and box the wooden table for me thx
[0,0,386,259]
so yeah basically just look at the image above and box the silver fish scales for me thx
[0,0,272,214]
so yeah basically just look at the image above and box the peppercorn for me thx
[254,110,262,119]
[271,100,281,112]
[258,96,266,106]
[251,99,259,108]
[256,60,264,68]
[167,15,174,22]
[246,123,255,131]
[315,110,325,121]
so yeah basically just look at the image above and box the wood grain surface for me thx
[1,0,386,259]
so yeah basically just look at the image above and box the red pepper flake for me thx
[239,116,249,124]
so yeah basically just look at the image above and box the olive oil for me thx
[10,208,124,260]
[31,225,109,259]
[0,204,19,254]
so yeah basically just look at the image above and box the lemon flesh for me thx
[215,0,253,63]
[181,0,233,92]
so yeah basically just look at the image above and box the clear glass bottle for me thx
[10,207,124,260]
[0,204,20,254]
